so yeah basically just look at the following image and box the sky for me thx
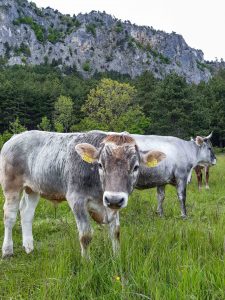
[30,0,225,61]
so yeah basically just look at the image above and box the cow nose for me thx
[104,196,124,208]
[103,192,128,209]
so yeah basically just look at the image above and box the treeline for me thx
[0,64,225,146]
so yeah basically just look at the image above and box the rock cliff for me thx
[0,0,221,83]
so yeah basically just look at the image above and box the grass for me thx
[0,156,225,299]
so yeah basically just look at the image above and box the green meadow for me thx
[0,156,224,300]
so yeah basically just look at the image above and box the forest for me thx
[0,63,225,147]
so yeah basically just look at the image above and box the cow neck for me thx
[189,141,201,167]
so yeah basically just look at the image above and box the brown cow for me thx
[194,165,210,190]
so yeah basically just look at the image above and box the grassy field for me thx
[0,157,224,300]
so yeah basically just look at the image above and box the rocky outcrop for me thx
[0,0,219,83]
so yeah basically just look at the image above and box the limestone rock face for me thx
[0,0,220,83]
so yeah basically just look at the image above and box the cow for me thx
[194,165,210,190]
[0,130,166,258]
[132,133,216,218]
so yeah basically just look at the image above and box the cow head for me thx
[193,132,216,166]
[75,134,166,210]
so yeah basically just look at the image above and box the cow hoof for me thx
[23,240,34,254]
[156,210,164,217]
[2,246,13,258]
[181,215,187,219]
[206,186,210,190]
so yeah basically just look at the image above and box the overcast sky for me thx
[30,0,225,61]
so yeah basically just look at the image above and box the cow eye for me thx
[98,163,103,169]
[133,165,139,172]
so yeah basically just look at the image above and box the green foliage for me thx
[54,95,74,132]
[80,78,149,133]
[13,17,45,42]
[0,64,225,146]
[115,21,123,33]
[54,121,64,133]
[14,42,31,57]
[4,42,11,59]
[0,64,96,133]
[196,60,211,71]
[128,39,171,64]
[60,15,81,29]
[135,72,216,139]
[9,117,27,134]
[37,116,52,131]
[82,60,91,72]
[0,56,8,65]
[146,44,171,64]
[86,23,97,37]
[47,28,63,44]
[0,131,12,149]
[21,57,26,64]
[29,1,44,17]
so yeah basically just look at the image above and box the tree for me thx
[54,95,73,132]
[78,78,149,133]
[38,116,52,131]
[9,117,27,134]
[144,73,197,138]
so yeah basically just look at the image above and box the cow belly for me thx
[40,193,66,202]
[24,185,66,202]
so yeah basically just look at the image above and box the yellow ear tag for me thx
[147,158,158,168]
[82,153,94,163]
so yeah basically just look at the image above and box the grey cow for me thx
[0,130,166,258]
[133,133,216,217]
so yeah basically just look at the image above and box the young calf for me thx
[133,133,216,217]
[0,130,166,258]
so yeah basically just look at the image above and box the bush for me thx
[47,28,62,44]
[82,61,91,72]
[13,17,45,42]
[14,42,31,57]
[115,21,123,33]
[86,23,96,37]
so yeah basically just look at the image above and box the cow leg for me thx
[2,191,21,257]
[195,167,202,191]
[19,192,40,254]
[156,185,165,217]
[205,167,209,189]
[176,180,187,218]
[109,211,120,255]
[67,194,92,259]
[199,170,203,190]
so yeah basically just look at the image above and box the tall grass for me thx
[0,156,224,299]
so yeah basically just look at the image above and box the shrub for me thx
[13,17,45,42]
[86,23,96,37]
[115,21,123,33]
[47,28,62,44]
[82,61,91,72]
[14,42,31,57]
[196,60,210,71]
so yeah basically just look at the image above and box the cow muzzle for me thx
[103,192,128,209]
[212,158,217,165]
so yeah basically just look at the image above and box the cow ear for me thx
[195,136,204,146]
[141,150,166,168]
[75,143,99,163]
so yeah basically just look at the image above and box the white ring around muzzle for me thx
[103,191,128,209]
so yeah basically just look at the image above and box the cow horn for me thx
[204,132,213,140]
